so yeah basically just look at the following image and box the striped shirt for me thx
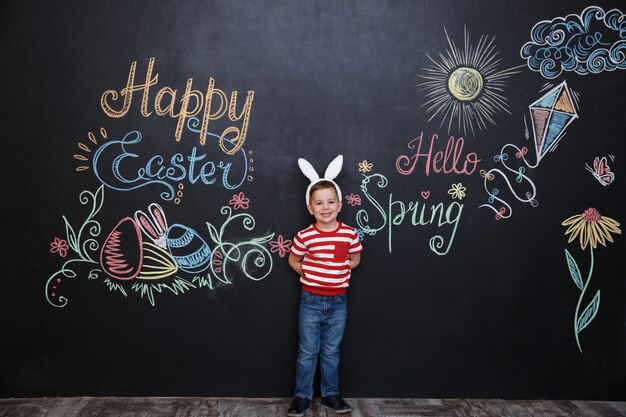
[290,222,363,296]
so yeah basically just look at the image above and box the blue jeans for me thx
[294,290,348,399]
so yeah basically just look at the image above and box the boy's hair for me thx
[309,180,340,202]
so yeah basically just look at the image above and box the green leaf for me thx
[206,222,221,245]
[249,233,275,245]
[564,249,583,290]
[577,290,600,334]
[62,215,79,253]
[93,185,105,215]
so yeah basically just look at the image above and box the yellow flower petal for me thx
[562,214,583,226]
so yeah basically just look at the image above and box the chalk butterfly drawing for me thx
[585,156,614,186]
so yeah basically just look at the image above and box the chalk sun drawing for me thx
[418,26,522,137]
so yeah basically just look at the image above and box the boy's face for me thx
[307,187,342,229]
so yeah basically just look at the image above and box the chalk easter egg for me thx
[100,217,143,280]
[166,224,212,273]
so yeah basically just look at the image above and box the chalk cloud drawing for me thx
[479,81,579,220]
[418,26,522,137]
[562,208,621,353]
[521,6,626,79]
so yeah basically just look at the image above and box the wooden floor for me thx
[0,397,625,417]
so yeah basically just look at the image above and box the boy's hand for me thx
[348,253,361,270]
[288,253,304,276]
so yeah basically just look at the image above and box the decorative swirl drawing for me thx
[46,185,276,306]
[203,206,274,287]
[521,6,626,79]
[479,143,538,220]
[480,82,577,220]
[356,173,388,236]
[46,186,105,307]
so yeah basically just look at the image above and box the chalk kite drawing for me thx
[530,81,579,163]
[562,208,621,353]
[521,6,626,79]
[418,26,522,137]
[586,155,615,186]
[480,81,579,219]
[46,186,277,307]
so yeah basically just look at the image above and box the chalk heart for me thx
[420,191,430,200]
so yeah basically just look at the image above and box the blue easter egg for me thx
[166,224,212,273]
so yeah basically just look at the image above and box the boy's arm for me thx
[288,253,304,276]
[348,253,361,270]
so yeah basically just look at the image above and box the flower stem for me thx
[574,246,595,353]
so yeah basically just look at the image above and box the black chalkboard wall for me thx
[2,0,625,400]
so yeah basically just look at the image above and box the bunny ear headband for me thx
[298,155,343,205]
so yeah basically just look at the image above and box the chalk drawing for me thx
[562,207,621,353]
[585,156,615,186]
[46,186,276,307]
[418,26,522,137]
[479,81,578,220]
[521,6,626,79]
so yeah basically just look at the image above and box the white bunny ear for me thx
[298,158,320,183]
[148,203,168,235]
[324,155,343,180]
[134,203,168,249]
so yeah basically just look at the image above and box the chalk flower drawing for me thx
[229,192,250,210]
[50,237,70,258]
[46,186,105,307]
[346,193,362,206]
[269,235,292,258]
[562,208,621,250]
[447,183,466,200]
[562,208,621,353]
[358,160,373,173]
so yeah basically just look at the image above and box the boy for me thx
[287,156,363,416]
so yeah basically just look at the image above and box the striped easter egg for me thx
[166,224,212,273]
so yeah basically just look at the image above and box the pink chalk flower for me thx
[50,237,69,258]
[346,193,362,206]
[229,192,250,210]
[269,235,292,258]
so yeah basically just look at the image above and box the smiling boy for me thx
[287,162,363,416]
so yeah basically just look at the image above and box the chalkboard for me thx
[2,0,625,400]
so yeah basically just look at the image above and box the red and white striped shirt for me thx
[290,222,363,296]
